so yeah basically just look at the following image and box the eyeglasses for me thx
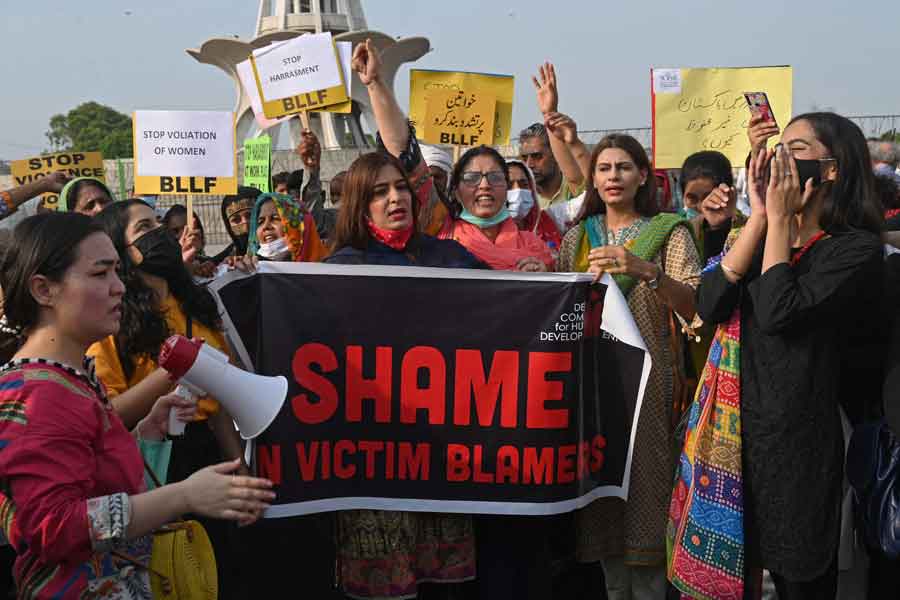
[460,171,507,188]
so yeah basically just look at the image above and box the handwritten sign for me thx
[410,70,514,145]
[132,110,237,195]
[422,90,496,147]
[251,33,348,119]
[10,151,106,211]
[244,135,271,192]
[651,66,792,168]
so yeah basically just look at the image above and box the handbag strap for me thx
[143,458,164,490]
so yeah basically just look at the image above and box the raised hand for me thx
[296,130,321,171]
[351,38,382,86]
[532,62,559,115]
[700,183,737,230]
[747,114,780,156]
[544,111,579,144]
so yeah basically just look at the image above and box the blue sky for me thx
[1,0,898,158]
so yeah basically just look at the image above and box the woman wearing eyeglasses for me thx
[439,146,554,272]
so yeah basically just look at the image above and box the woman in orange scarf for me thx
[439,145,554,272]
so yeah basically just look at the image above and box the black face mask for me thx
[132,226,184,279]
[765,157,831,189]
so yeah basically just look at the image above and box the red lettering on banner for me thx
[590,434,606,472]
[358,440,384,478]
[526,352,572,429]
[321,441,331,479]
[557,444,577,483]
[398,442,431,480]
[346,346,392,423]
[291,343,338,424]
[496,445,520,484]
[334,440,356,479]
[296,441,319,481]
[447,444,471,481]
[577,441,591,480]
[400,346,446,425]
[522,447,554,484]
[385,441,395,479]
[473,445,494,483]
[257,445,282,485]
[453,349,519,428]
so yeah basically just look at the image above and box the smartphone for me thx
[744,92,777,126]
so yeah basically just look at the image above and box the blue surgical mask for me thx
[507,188,535,219]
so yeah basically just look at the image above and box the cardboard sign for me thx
[251,33,349,119]
[651,66,793,168]
[410,70,514,145]
[422,90,496,147]
[132,110,237,195]
[10,151,106,211]
[244,135,271,192]
[238,40,352,130]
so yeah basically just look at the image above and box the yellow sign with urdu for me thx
[410,70,514,146]
[651,66,792,168]
[422,90,497,147]
[10,151,106,211]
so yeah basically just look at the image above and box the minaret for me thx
[187,1,429,151]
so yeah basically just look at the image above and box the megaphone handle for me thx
[168,385,194,436]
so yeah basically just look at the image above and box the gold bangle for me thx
[720,262,744,278]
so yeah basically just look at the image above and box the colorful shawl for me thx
[573,212,688,297]
[247,193,328,262]
[439,217,554,271]
[666,272,744,600]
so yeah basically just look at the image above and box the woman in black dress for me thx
[695,112,883,599]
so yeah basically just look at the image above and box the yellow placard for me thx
[651,66,792,168]
[410,70,514,146]
[251,41,349,120]
[422,90,496,147]
[133,175,237,196]
[10,151,106,211]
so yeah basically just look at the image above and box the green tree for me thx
[45,102,133,158]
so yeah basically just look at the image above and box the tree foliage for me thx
[45,102,133,158]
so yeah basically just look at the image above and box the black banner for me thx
[212,263,649,517]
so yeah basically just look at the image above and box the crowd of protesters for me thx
[0,36,898,600]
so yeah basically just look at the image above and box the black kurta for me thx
[696,229,883,580]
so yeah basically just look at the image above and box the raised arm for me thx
[544,111,591,182]
[352,38,408,158]
[1,172,69,218]
[532,63,584,192]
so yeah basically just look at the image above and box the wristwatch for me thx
[647,264,663,290]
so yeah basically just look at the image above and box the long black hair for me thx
[788,112,883,234]
[575,134,659,223]
[0,213,105,360]
[94,199,221,379]
[447,145,510,219]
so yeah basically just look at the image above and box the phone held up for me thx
[744,92,777,126]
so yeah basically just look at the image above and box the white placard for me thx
[653,68,682,94]
[134,110,235,178]
[239,40,352,129]
[252,32,343,102]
